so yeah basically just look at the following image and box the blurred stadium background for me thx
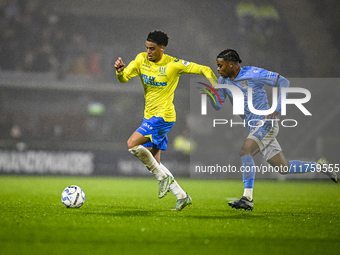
[0,0,339,178]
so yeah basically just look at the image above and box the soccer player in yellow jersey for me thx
[114,30,217,211]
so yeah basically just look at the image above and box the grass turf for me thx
[0,176,339,255]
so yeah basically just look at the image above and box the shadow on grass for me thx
[82,208,165,217]
[185,213,264,220]
[80,205,270,219]
[79,205,333,219]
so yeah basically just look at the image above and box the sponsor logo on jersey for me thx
[241,80,249,88]
[182,60,190,66]
[159,67,166,74]
[141,74,167,87]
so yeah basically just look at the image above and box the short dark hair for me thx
[217,49,242,63]
[147,30,169,47]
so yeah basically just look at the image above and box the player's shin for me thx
[241,155,256,200]
[128,145,167,180]
[160,163,187,199]
[287,160,316,173]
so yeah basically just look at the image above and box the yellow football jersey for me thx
[116,52,217,122]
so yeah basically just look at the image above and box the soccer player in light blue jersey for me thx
[210,49,338,211]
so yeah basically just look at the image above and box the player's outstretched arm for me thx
[180,62,218,87]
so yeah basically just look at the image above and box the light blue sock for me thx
[241,155,256,189]
[288,160,316,174]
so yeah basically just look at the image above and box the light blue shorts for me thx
[248,119,282,161]
[136,116,175,150]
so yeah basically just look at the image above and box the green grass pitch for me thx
[0,176,339,255]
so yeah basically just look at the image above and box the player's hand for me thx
[114,57,125,72]
[267,111,280,119]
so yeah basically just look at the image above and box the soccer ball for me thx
[61,185,85,208]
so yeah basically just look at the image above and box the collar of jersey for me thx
[147,53,169,66]
[231,66,241,80]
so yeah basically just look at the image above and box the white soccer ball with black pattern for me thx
[61,185,85,208]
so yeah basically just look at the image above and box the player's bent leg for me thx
[239,138,261,157]
[148,149,177,198]
[268,152,338,183]
[149,147,161,164]
[127,131,149,150]
[128,144,165,178]
[160,163,187,199]
[129,145,173,198]
[267,152,290,174]
[127,132,173,198]
[267,151,317,175]
[160,163,192,210]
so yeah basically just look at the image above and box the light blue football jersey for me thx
[214,66,289,130]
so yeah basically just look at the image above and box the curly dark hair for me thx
[217,49,242,63]
[146,30,169,47]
